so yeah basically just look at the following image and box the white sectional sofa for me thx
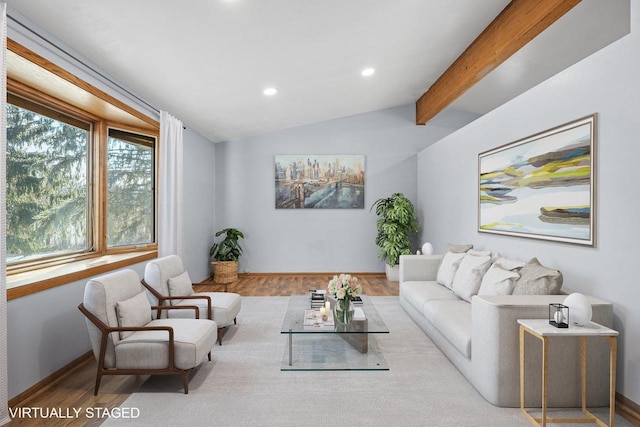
[399,254,614,408]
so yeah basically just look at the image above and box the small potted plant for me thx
[210,228,245,283]
[371,193,420,281]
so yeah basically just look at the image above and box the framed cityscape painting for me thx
[478,114,597,246]
[274,155,365,209]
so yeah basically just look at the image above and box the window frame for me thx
[6,39,159,299]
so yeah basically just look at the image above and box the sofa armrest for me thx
[399,255,442,283]
[470,294,613,407]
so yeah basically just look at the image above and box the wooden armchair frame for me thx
[141,278,230,345]
[78,303,209,395]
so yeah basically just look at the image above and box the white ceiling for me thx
[5,0,630,143]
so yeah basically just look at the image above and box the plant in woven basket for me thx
[210,228,245,284]
[210,228,245,261]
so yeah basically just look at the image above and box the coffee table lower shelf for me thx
[280,333,389,371]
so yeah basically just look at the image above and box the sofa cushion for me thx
[400,281,458,313]
[512,257,563,295]
[452,252,492,302]
[437,251,467,289]
[423,300,472,358]
[478,263,520,295]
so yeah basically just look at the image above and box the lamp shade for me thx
[563,293,592,326]
[421,242,434,255]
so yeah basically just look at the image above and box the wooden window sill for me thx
[7,251,157,300]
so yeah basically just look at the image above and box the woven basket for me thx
[213,260,238,284]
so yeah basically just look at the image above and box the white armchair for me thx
[79,269,217,394]
[142,255,242,344]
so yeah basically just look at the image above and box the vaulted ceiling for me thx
[5,0,630,143]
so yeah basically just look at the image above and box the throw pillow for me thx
[468,249,491,257]
[116,290,151,339]
[494,256,526,271]
[444,243,473,254]
[437,251,467,289]
[168,271,194,305]
[452,252,493,302]
[478,263,520,295]
[512,258,563,295]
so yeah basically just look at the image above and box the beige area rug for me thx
[103,297,629,427]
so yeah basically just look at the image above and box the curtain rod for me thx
[7,12,161,116]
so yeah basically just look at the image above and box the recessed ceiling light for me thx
[361,68,375,77]
[263,87,278,96]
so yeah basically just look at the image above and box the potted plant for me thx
[210,228,245,284]
[371,193,420,281]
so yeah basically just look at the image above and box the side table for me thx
[518,319,618,427]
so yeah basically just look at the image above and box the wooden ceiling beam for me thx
[416,0,581,125]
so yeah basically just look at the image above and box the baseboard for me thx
[8,351,94,407]
[239,272,385,277]
[616,392,640,426]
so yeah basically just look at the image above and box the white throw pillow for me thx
[437,251,467,289]
[493,256,526,271]
[116,291,151,339]
[478,263,520,295]
[452,252,492,302]
[168,271,194,305]
[468,249,491,257]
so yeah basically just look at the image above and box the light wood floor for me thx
[7,273,395,426]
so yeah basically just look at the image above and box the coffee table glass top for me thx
[280,295,390,334]
[280,295,389,371]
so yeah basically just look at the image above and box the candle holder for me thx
[549,303,569,328]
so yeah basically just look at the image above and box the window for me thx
[6,39,160,296]
[107,129,156,248]
[6,96,91,263]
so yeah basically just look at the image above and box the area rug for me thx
[104,297,626,427]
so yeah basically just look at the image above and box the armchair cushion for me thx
[116,290,152,339]
[168,271,194,305]
[115,318,217,370]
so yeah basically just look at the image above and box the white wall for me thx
[214,104,477,273]
[182,128,216,282]
[417,0,640,403]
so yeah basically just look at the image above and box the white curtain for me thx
[158,111,184,258]
[1,3,9,424]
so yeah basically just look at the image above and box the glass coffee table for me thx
[280,295,389,371]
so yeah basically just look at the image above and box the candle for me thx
[325,301,331,311]
[320,307,326,316]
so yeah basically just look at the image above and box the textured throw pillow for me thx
[437,251,467,289]
[116,291,151,339]
[452,252,493,302]
[512,258,563,295]
[444,243,473,254]
[478,263,520,295]
[168,271,194,305]
[494,256,526,271]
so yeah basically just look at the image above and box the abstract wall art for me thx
[478,114,597,246]
[274,155,365,209]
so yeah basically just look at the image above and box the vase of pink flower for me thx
[328,274,362,325]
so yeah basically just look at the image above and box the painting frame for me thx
[478,114,597,246]
[274,154,365,209]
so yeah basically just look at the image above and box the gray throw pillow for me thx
[512,258,563,295]
[116,291,152,339]
[168,271,194,305]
